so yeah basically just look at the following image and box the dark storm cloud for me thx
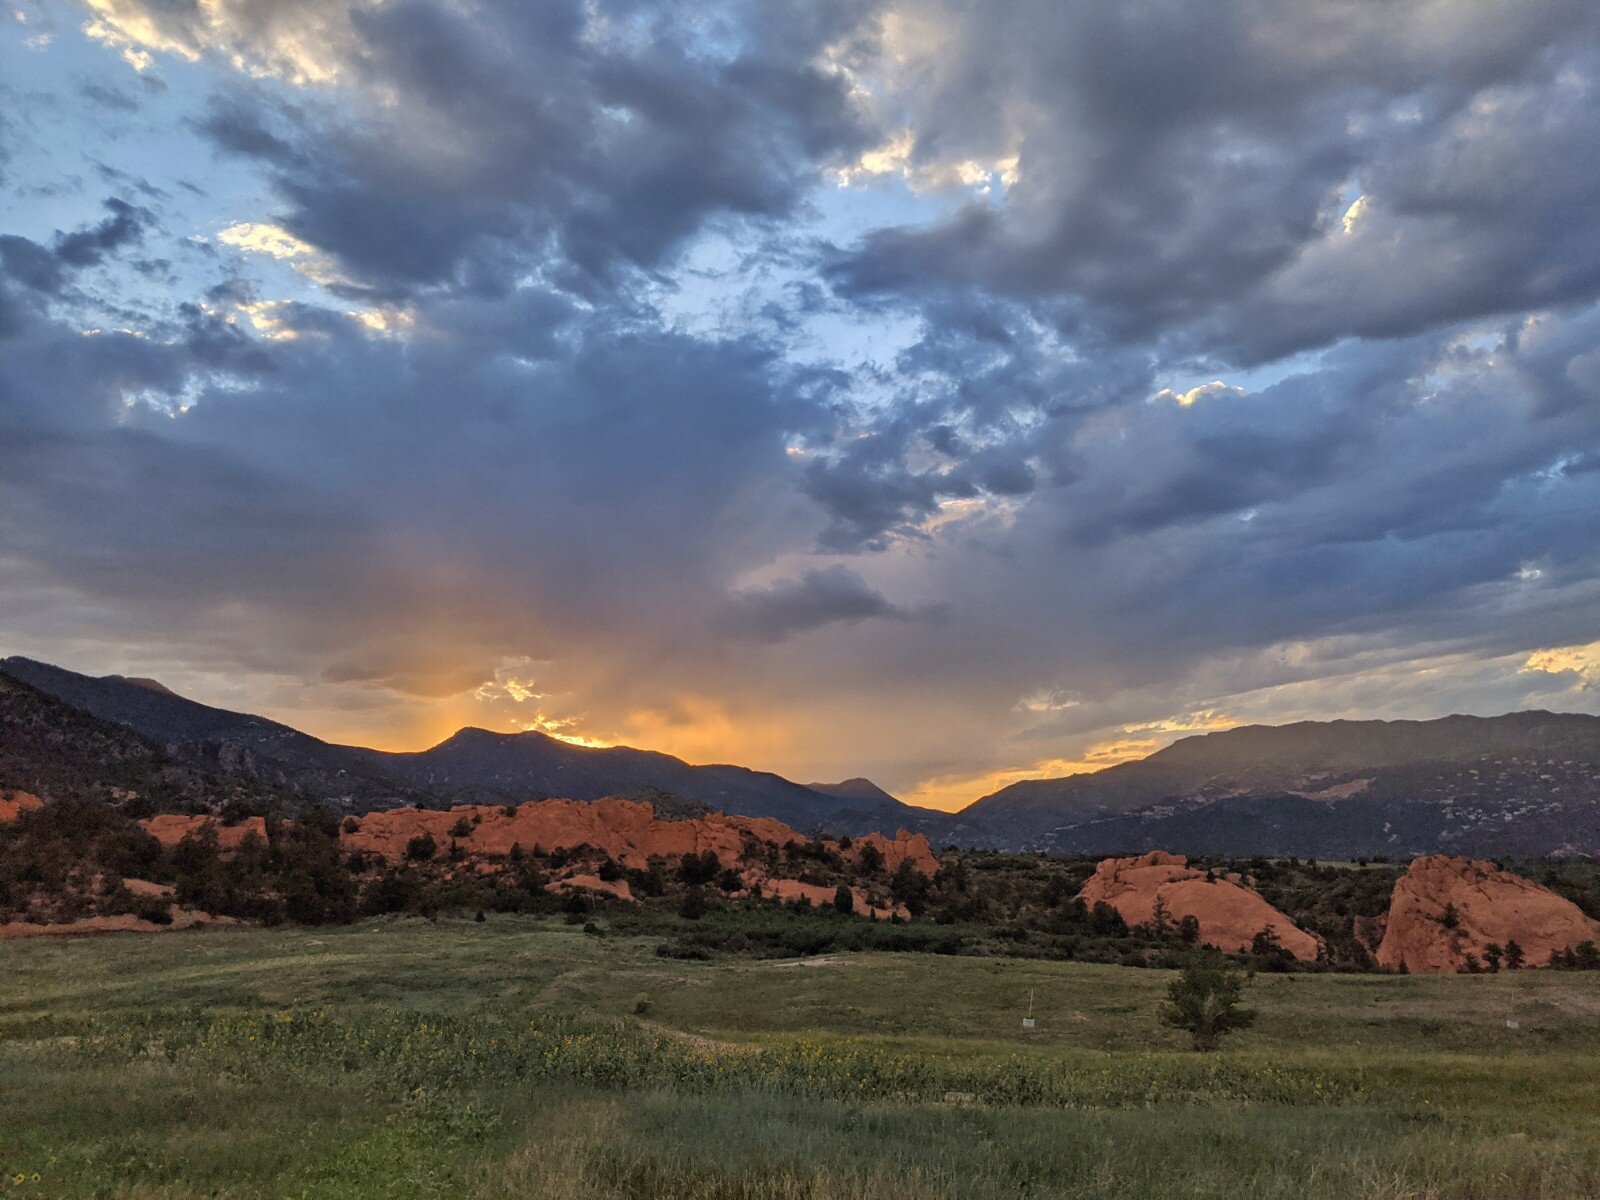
[190,0,877,297]
[0,235,64,294]
[194,95,304,166]
[0,197,154,295]
[831,1,1600,364]
[52,197,153,268]
[0,259,827,700]
[725,565,928,642]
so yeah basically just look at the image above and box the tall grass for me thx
[72,1008,1362,1110]
[6,923,1600,1198]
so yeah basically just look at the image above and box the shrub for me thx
[1159,957,1257,1052]
[131,894,173,925]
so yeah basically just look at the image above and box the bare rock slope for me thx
[1376,855,1600,973]
[1076,851,1321,960]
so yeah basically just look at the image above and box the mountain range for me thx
[0,656,939,835]
[3,654,1597,857]
[952,713,1600,858]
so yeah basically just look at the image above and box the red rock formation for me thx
[343,797,802,868]
[761,877,904,921]
[550,873,634,901]
[1077,851,1321,961]
[0,908,234,940]
[0,791,43,822]
[1376,855,1600,973]
[340,797,938,879]
[339,798,934,916]
[851,829,938,876]
[141,814,268,854]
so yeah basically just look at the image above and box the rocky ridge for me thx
[1376,855,1600,973]
[1076,851,1322,960]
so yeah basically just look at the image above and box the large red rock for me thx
[141,814,268,854]
[341,797,805,869]
[341,797,939,880]
[550,872,634,901]
[341,798,934,916]
[761,877,904,921]
[1077,851,1321,961]
[1376,856,1600,973]
[0,791,43,822]
[852,829,938,876]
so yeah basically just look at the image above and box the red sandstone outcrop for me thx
[0,791,43,822]
[342,797,804,868]
[851,829,938,876]
[550,873,634,901]
[5,791,933,928]
[1376,855,1600,973]
[0,908,233,940]
[141,814,268,854]
[339,798,933,916]
[1077,851,1321,961]
[761,877,905,920]
[340,797,938,880]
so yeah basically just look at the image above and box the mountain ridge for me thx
[951,710,1600,857]
[0,656,944,836]
[4,654,1597,856]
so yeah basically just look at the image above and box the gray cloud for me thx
[189,0,877,298]
[831,2,1600,363]
[0,197,153,296]
[725,566,931,642]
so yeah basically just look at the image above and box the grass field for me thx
[3,917,1598,1198]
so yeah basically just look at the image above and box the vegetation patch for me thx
[69,1008,1362,1111]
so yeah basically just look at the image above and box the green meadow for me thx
[3,917,1598,1199]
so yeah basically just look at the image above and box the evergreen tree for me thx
[1159,956,1257,1051]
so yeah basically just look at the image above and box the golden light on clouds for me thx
[218,222,316,260]
[81,0,361,85]
[616,696,801,771]
[902,709,1243,811]
[1154,380,1244,408]
[217,222,346,288]
[833,127,1019,194]
[349,307,416,338]
[1521,640,1600,688]
[902,739,1164,811]
[1341,193,1370,234]
[234,300,300,341]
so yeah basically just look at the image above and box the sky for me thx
[2,0,1599,811]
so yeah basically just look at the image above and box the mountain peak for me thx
[106,675,175,696]
[805,777,902,806]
